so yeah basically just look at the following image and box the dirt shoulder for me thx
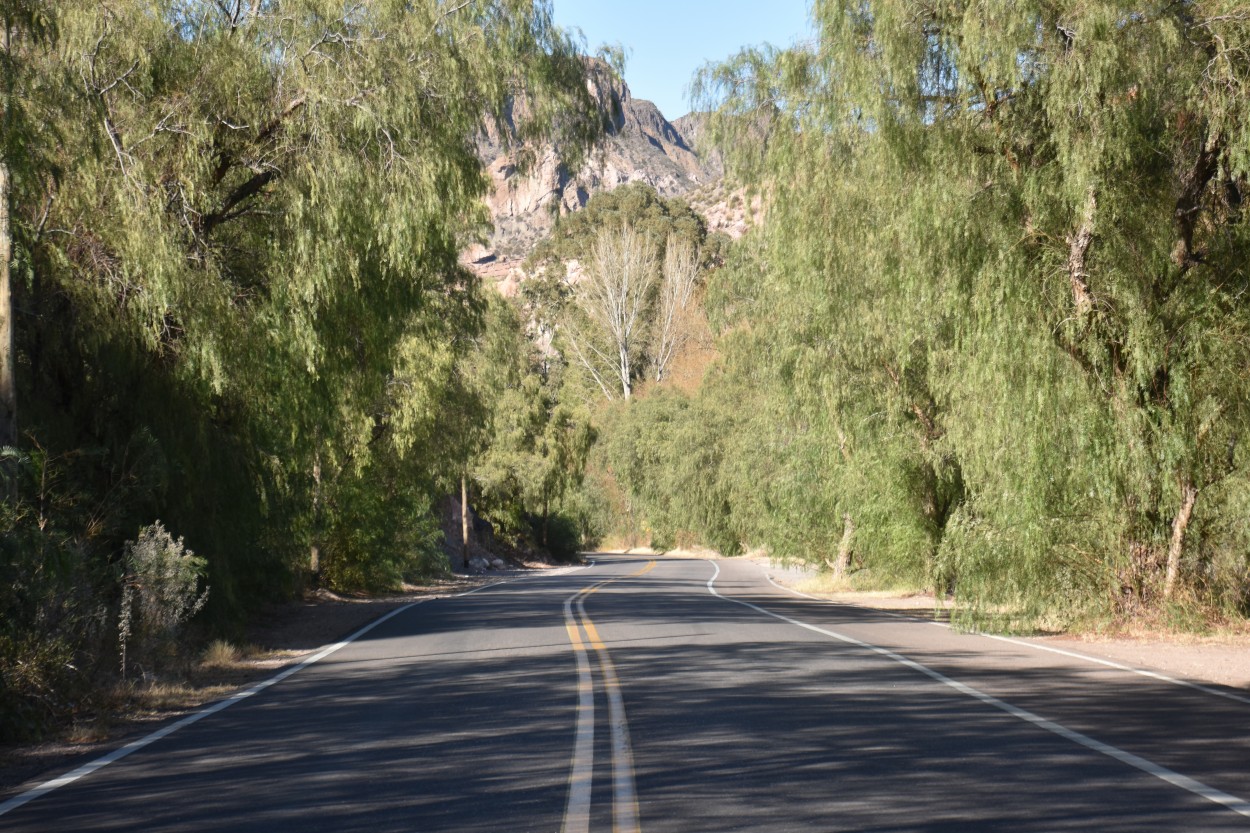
[746,555,1250,692]
[0,572,509,797]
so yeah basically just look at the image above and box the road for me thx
[2,554,1249,831]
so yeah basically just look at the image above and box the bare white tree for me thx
[565,225,658,399]
[650,235,699,383]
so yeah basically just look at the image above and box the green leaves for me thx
[8,1,601,601]
[624,0,1250,626]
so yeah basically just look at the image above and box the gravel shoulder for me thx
[748,555,1250,692]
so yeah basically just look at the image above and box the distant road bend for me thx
[3,555,1250,831]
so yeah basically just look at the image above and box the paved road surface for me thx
[2,554,1249,831]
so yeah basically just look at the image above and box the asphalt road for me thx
[3,554,1249,832]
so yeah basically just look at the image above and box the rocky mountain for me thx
[465,64,736,292]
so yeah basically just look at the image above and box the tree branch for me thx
[1066,187,1096,315]
[200,169,277,234]
[1171,129,1222,273]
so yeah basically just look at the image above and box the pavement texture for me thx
[2,554,1248,832]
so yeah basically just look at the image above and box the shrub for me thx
[537,512,584,562]
[119,522,208,678]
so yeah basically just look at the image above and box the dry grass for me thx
[792,572,858,596]
[199,639,242,669]
[124,681,238,712]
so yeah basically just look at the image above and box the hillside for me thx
[466,64,730,290]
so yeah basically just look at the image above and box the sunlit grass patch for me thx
[199,639,242,669]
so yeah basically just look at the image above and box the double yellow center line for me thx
[561,561,656,833]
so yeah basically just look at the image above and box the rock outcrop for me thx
[466,63,734,287]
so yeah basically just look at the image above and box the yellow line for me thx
[581,560,654,833]
[560,559,656,833]
[561,601,595,833]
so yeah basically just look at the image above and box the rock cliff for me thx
[466,63,731,290]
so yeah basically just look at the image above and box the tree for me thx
[565,224,658,400]
[524,184,713,403]
[0,0,55,448]
[674,0,1250,624]
[526,181,707,274]
[465,293,594,552]
[650,236,699,383]
[13,0,601,592]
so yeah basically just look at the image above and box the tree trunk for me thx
[461,475,471,571]
[1066,188,1096,316]
[620,345,632,399]
[833,513,855,577]
[542,491,550,548]
[309,454,321,582]
[0,29,14,447]
[1164,482,1198,600]
[0,19,16,448]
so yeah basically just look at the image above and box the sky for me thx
[551,1,813,120]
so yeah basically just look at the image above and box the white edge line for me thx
[763,572,1250,706]
[711,561,1250,820]
[1,561,600,819]
[978,633,1250,706]
[0,600,420,818]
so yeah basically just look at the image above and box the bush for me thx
[536,512,584,562]
[0,448,114,741]
[119,522,208,678]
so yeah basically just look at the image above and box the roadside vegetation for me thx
[570,0,1250,636]
[0,0,602,742]
[5,0,1250,748]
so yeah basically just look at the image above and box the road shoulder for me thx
[734,553,1250,693]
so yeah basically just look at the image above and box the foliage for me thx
[650,236,701,384]
[0,447,118,741]
[526,182,708,273]
[565,224,659,400]
[467,293,595,554]
[0,0,602,734]
[5,0,597,589]
[118,521,207,678]
[658,0,1250,627]
[522,183,716,405]
[569,0,1250,629]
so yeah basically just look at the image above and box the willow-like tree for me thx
[13,0,601,597]
[0,0,55,448]
[692,0,1250,623]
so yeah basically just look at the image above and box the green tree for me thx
[0,0,605,737]
[0,0,56,447]
[469,294,594,554]
[11,0,601,594]
[687,0,1250,624]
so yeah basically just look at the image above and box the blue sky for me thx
[552,1,813,119]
